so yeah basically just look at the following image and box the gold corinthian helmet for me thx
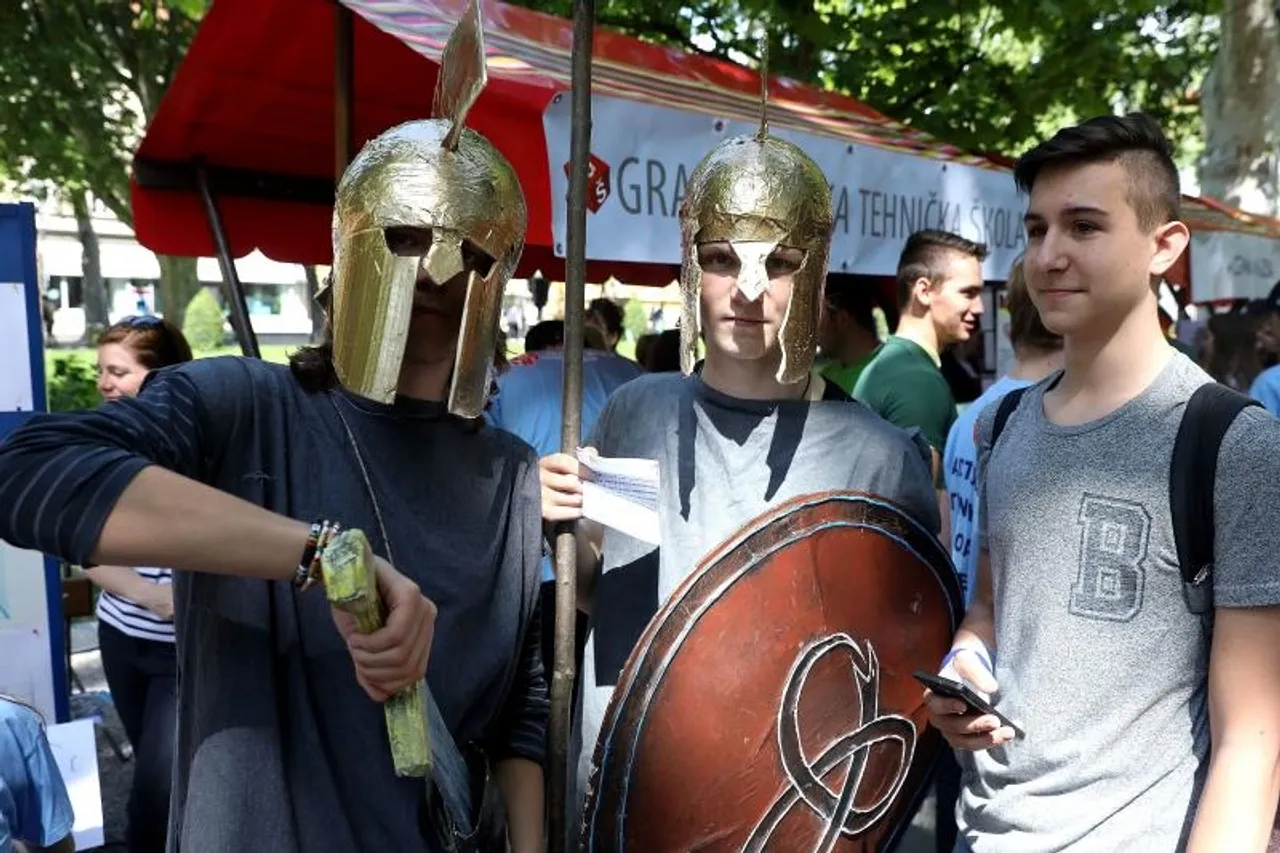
[677,59,834,384]
[327,0,526,418]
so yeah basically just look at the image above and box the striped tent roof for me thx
[130,0,1280,296]
[342,0,1003,169]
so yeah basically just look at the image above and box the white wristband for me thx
[940,642,994,676]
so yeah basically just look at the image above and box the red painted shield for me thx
[581,491,962,852]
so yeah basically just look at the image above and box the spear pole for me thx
[550,0,595,849]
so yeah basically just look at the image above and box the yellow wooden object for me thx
[322,528,431,777]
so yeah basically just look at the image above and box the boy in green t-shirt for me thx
[854,229,988,473]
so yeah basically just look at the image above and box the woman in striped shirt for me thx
[87,315,192,853]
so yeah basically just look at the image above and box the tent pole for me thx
[550,0,595,848]
[195,162,260,359]
[335,3,354,180]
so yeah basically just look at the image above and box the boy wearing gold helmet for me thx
[541,107,942,826]
[0,4,546,852]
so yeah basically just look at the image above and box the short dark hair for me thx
[1246,279,1280,317]
[1005,256,1061,353]
[524,320,565,352]
[824,276,878,336]
[1013,113,1181,232]
[635,333,659,369]
[587,298,624,337]
[896,230,989,308]
[648,328,682,372]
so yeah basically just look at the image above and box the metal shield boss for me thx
[678,134,834,384]
[582,492,963,852]
[330,119,526,418]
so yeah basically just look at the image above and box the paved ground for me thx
[67,616,938,853]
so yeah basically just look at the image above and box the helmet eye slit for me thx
[461,239,495,278]
[696,242,739,274]
[767,247,805,277]
[384,226,495,279]
[384,226,433,257]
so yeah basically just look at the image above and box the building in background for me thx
[24,190,685,351]
[34,195,315,345]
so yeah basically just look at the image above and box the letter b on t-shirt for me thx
[1070,495,1152,623]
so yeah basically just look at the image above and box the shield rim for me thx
[581,489,964,851]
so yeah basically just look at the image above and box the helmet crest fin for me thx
[433,0,488,152]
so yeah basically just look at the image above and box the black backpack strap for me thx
[1169,383,1260,613]
[990,387,1029,447]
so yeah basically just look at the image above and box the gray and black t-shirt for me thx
[963,352,1280,851]
[572,372,941,814]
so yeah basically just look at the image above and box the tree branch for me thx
[37,2,132,92]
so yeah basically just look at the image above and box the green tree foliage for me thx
[514,0,1217,162]
[182,286,226,352]
[622,297,649,343]
[0,0,210,324]
[46,355,101,412]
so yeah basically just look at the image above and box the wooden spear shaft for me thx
[550,0,595,849]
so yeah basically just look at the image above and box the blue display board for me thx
[0,202,70,723]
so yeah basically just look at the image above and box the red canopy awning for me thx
[133,0,569,275]
[133,0,1280,298]
[131,0,1015,285]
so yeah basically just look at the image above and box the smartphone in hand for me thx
[913,670,1026,741]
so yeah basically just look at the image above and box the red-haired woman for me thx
[89,314,192,853]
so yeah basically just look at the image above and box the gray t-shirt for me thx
[963,352,1280,852]
[573,372,940,814]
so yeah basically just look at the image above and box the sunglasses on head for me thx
[117,315,163,328]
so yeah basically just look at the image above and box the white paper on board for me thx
[0,281,35,412]
[47,719,105,850]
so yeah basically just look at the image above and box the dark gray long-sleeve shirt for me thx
[0,356,547,852]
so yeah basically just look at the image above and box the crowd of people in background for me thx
[15,246,1280,853]
[557,282,1280,426]
[7,108,1280,853]
[509,118,1280,853]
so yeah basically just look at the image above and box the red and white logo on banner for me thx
[564,153,611,213]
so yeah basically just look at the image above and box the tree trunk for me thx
[1198,0,1280,215]
[155,255,201,329]
[70,191,108,336]
[302,264,326,342]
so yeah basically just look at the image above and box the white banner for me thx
[1190,230,1280,302]
[544,94,1028,280]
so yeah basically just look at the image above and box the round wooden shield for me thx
[581,491,962,852]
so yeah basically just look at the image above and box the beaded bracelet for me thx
[294,519,341,591]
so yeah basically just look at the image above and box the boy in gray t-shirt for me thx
[926,114,1280,853]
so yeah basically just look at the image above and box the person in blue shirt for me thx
[0,697,75,853]
[1251,365,1280,415]
[486,319,643,679]
[944,257,1063,604]
[1248,282,1280,416]
[487,320,644,466]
